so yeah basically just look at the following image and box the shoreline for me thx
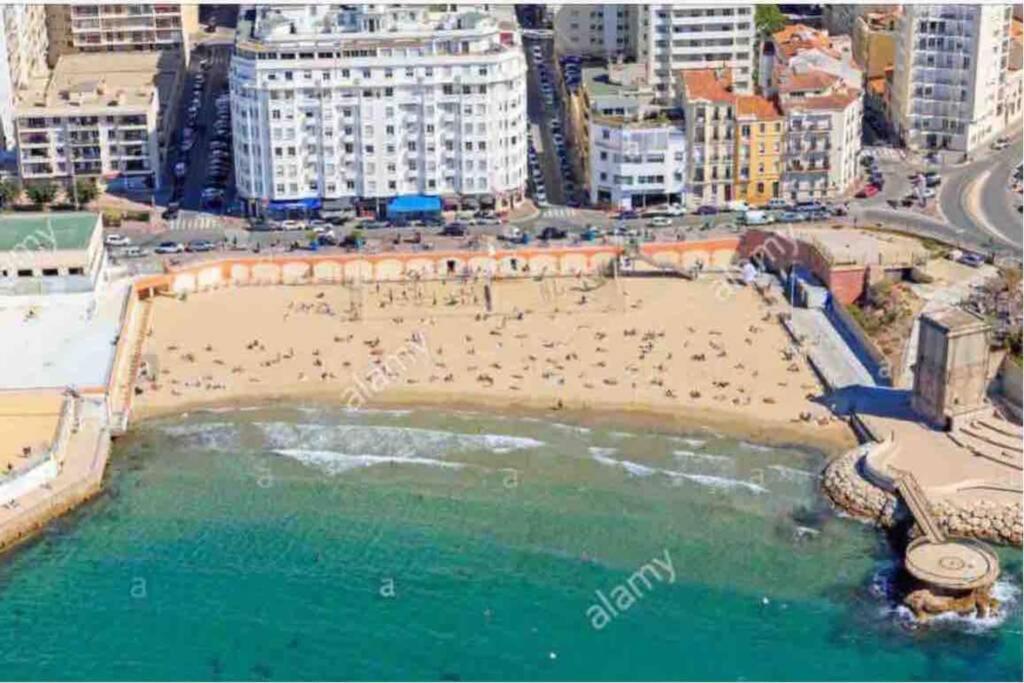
[129,386,858,457]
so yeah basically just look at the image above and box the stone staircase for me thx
[893,468,947,544]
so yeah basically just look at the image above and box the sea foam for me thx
[273,448,464,475]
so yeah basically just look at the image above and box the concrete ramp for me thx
[893,469,947,544]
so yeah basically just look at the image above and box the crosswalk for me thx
[166,216,224,232]
[542,207,578,219]
[862,146,904,162]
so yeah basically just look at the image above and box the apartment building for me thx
[890,4,1014,154]
[761,24,861,94]
[573,63,685,208]
[633,4,756,100]
[14,53,164,192]
[551,5,632,59]
[733,95,784,207]
[0,6,48,150]
[756,24,864,202]
[677,70,737,206]
[45,4,198,66]
[777,78,863,202]
[230,5,528,215]
[853,10,899,80]
[677,69,783,208]
[822,5,897,38]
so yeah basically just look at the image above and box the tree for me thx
[755,5,787,35]
[0,178,21,207]
[25,182,57,206]
[74,178,99,206]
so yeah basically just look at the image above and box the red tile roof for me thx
[680,69,735,104]
[772,23,839,60]
[736,94,782,120]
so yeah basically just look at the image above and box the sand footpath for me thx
[132,276,856,454]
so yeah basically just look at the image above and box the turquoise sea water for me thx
[0,406,1020,681]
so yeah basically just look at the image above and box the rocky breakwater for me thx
[933,499,1023,547]
[821,445,898,525]
[823,445,1023,548]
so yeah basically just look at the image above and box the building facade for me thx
[230,5,528,215]
[733,95,783,207]
[45,4,198,66]
[634,4,756,100]
[14,54,163,192]
[551,5,632,60]
[891,4,1014,154]
[0,6,48,151]
[678,69,783,208]
[589,116,686,209]
[759,24,864,202]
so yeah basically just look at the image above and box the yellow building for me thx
[734,95,783,207]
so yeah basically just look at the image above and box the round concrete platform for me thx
[905,537,1000,590]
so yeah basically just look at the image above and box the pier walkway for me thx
[893,468,947,543]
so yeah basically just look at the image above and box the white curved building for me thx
[230,4,528,216]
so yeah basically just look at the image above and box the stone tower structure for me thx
[912,308,991,429]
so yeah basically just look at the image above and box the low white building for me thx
[0,212,105,295]
[230,4,528,216]
[589,115,686,209]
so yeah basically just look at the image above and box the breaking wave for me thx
[272,448,464,476]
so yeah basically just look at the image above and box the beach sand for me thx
[0,392,62,473]
[132,276,856,454]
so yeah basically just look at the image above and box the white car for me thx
[648,216,673,227]
[727,200,750,213]
[665,204,688,216]
[154,241,184,254]
[280,219,305,231]
[105,234,131,247]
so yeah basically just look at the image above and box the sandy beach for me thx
[132,275,856,453]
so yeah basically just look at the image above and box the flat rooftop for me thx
[0,282,128,390]
[0,213,99,252]
[17,50,182,114]
[924,307,989,333]
[789,227,929,267]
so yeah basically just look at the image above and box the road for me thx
[937,137,1022,253]
[523,34,568,208]
[848,138,1022,257]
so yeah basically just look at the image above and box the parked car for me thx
[648,216,673,227]
[777,211,806,223]
[105,234,131,247]
[726,200,749,213]
[162,202,181,220]
[120,246,147,258]
[154,241,184,254]
[539,226,568,240]
[440,223,467,237]
[958,252,986,268]
[186,239,217,252]
[991,137,1010,151]
[766,198,791,210]
[617,210,640,220]
[695,205,719,215]
[856,184,880,199]
[741,210,775,225]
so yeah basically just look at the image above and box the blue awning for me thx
[269,198,321,211]
[387,195,442,215]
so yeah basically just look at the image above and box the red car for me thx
[856,184,880,199]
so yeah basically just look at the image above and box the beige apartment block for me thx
[46,4,197,66]
[14,53,173,192]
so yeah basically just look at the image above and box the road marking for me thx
[965,170,1018,248]
[167,216,224,232]
[542,208,577,219]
